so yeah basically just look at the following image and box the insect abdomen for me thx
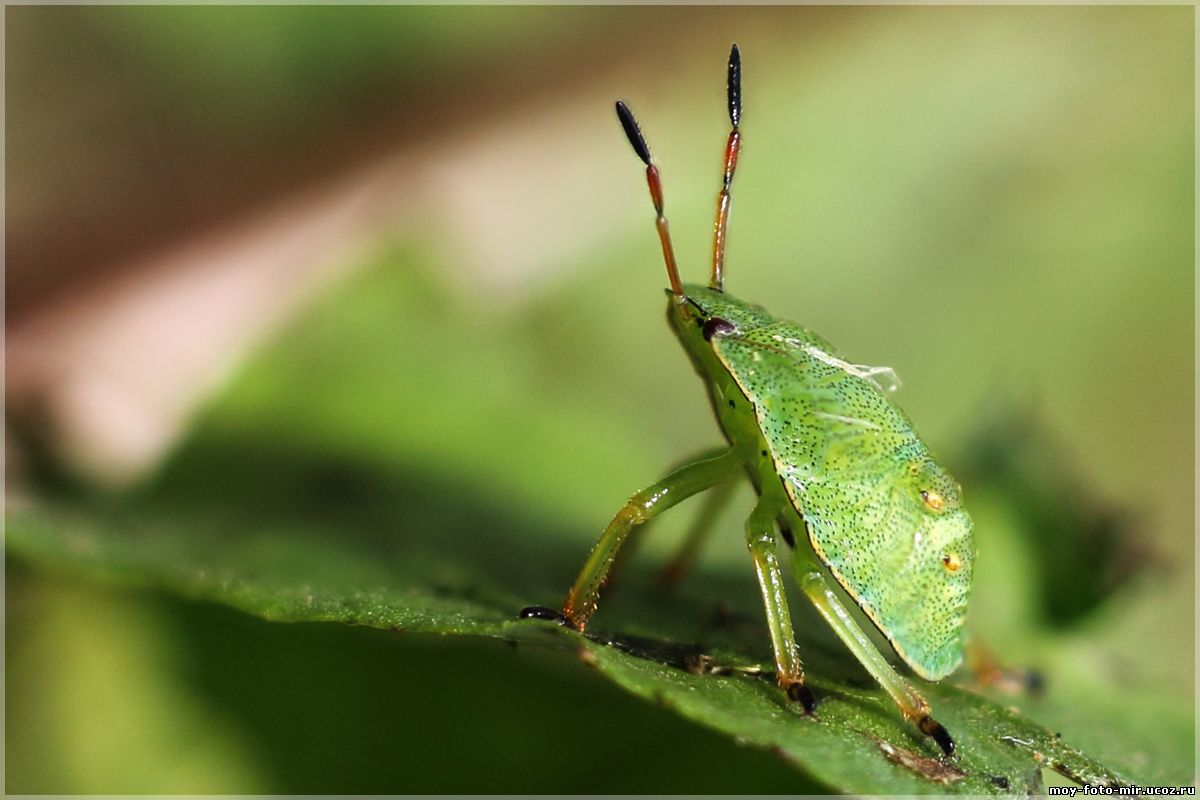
[712,319,974,680]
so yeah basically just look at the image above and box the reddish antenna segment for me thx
[615,99,685,300]
[710,43,742,292]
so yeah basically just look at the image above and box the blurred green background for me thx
[6,6,1193,792]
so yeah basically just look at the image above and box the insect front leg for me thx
[745,497,815,712]
[522,447,747,632]
[795,564,956,756]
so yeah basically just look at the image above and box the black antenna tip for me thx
[615,100,652,166]
[727,43,742,129]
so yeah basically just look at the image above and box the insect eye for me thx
[702,317,736,341]
[941,553,962,572]
[920,489,945,512]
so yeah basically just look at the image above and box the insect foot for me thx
[918,715,956,757]
[786,681,818,714]
[518,606,572,627]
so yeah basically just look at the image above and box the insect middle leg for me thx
[605,446,732,589]
[795,564,955,755]
[745,496,815,712]
[658,477,738,585]
[532,447,747,632]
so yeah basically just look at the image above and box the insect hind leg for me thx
[795,565,955,756]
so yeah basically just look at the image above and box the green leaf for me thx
[9,239,1192,791]
[3,459,1157,794]
[10,220,1193,792]
[9,10,1193,788]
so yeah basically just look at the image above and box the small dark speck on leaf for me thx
[869,735,966,784]
[1001,734,1127,790]
[989,774,1011,789]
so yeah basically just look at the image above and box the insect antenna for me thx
[615,99,685,300]
[710,43,741,292]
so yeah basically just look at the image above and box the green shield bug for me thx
[521,44,973,756]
